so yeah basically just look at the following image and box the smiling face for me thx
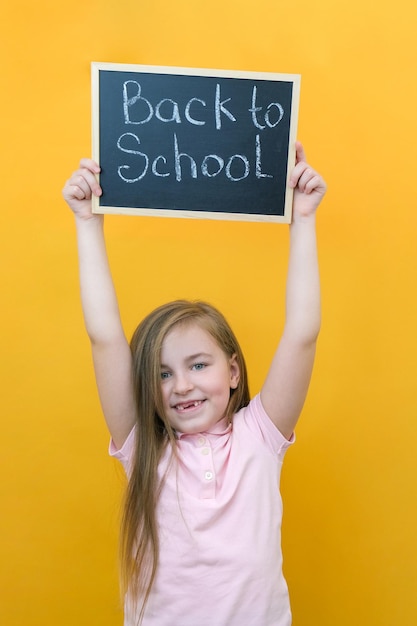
[160,322,240,435]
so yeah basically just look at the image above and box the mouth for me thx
[173,400,205,412]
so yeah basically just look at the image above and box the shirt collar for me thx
[176,416,231,441]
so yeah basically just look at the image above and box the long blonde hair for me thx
[119,300,250,622]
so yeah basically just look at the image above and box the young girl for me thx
[63,142,326,626]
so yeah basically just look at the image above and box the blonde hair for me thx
[119,300,250,622]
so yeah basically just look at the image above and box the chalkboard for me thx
[91,63,300,223]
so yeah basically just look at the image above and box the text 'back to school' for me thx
[114,81,285,184]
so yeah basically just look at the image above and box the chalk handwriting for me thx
[117,80,284,185]
[249,85,284,130]
[214,83,236,130]
[123,81,153,125]
[116,132,272,183]
[123,81,237,129]
[185,98,206,126]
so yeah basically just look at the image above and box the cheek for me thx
[214,372,233,396]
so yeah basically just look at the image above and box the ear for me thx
[229,354,240,389]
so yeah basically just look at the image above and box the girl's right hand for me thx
[62,158,102,220]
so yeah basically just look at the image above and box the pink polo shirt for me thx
[110,393,294,626]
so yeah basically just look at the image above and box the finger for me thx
[63,175,91,201]
[298,169,326,196]
[289,160,309,188]
[74,168,102,197]
[67,182,91,201]
[79,157,101,174]
[295,141,307,165]
[297,167,320,194]
[303,174,322,195]
[63,172,96,203]
[290,162,321,193]
[76,159,102,195]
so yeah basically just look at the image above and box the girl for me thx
[62,142,326,626]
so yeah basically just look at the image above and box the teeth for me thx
[176,401,201,410]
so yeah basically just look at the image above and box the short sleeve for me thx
[109,425,136,475]
[240,394,295,459]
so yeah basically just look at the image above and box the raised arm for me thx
[260,143,327,439]
[62,159,136,448]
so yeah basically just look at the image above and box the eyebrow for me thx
[160,352,212,368]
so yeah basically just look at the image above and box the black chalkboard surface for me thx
[91,63,300,223]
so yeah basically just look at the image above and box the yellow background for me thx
[1,1,416,624]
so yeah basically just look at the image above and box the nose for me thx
[173,371,193,395]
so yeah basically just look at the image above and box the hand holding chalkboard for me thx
[92,64,300,223]
[62,158,102,221]
[289,142,327,220]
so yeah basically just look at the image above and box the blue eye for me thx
[192,363,206,371]
[160,371,171,380]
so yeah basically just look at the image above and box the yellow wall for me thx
[1,1,416,624]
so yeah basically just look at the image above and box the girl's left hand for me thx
[289,141,327,219]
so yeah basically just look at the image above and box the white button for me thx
[198,437,206,446]
[201,448,210,456]
[204,471,214,481]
